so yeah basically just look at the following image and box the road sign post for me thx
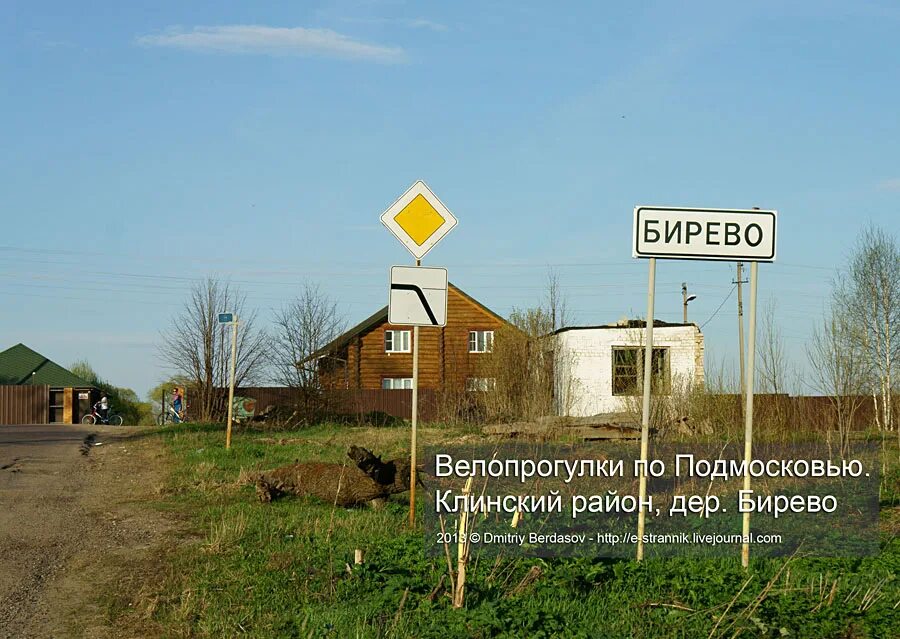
[636,257,656,561]
[632,206,776,565]
[380,181,457,528]
[741,261,759,568]
[218,313,238,450]
[388,264,448,527]
[411,267,420,528]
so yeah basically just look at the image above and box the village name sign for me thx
[634,206,777,262]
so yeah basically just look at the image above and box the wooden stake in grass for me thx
[438,514,458,603]
[390,588,410,632]
[453,476,474,609]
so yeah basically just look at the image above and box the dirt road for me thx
[0,425,173,638]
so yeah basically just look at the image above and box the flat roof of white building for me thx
[552,319,698,335]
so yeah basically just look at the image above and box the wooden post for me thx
[453,476,474,608]
[63,388,73,424]
[225,318,238,449]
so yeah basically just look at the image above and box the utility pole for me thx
[682,282,696,324]
[735,262,747,401]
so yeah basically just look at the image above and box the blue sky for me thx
[2,0,899,397]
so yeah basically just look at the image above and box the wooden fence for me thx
[708,394,879,432]
[0,385,49,425]
[189,387,886,430]
[195,387,442,422]
[326,388,441,422]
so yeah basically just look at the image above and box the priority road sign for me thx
[633,207,777,262]
[380,181,457,260]
[388,266,448,327]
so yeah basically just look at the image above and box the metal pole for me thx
[736,262,746,403]
[225,319,238,450]
[682,282,688,324]
[636,257,656,561]
[741,262,759,568]
[409,258,421,527]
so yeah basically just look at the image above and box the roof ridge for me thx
[0,343,96,388]
[447,282,510,326]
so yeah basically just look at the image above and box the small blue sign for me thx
[218,313,234,324]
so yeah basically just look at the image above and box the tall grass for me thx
[125,423,900,639]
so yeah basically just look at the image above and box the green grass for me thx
[142,423,899,639]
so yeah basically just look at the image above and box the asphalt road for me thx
[0,424,104,637]
[0,423,94,454]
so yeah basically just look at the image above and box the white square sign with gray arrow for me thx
[388,266,448,327]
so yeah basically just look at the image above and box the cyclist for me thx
[93,395,110,423]
[172,388,183,423]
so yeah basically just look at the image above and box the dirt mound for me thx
[255,447,412,507]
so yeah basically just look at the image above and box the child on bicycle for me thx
[93,396,109,423]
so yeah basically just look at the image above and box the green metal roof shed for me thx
[0,343,95,388]
[0,344,97,424]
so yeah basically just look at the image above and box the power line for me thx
[700,285,737,329]
[0,244,847,272]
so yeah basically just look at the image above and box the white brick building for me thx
[552,320,704,417]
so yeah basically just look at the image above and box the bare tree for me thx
[477,271,573,421]
[837,225,900,434]
[477,306,555,421]
[545,267,571,331]
[270,283,346,417]
[159,278,268,422]
[806,307,872,457]
[757,299,789,395]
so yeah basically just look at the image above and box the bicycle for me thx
[156,404,183,426]
[82,408,124,426]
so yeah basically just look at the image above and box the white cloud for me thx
[877,177,900,192]
[335,16,449,32]
[402,18,449,32]
[135,25,406,63]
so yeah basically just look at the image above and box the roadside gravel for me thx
[0,425,176,638]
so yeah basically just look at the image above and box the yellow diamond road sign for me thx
[380,181,457,260]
